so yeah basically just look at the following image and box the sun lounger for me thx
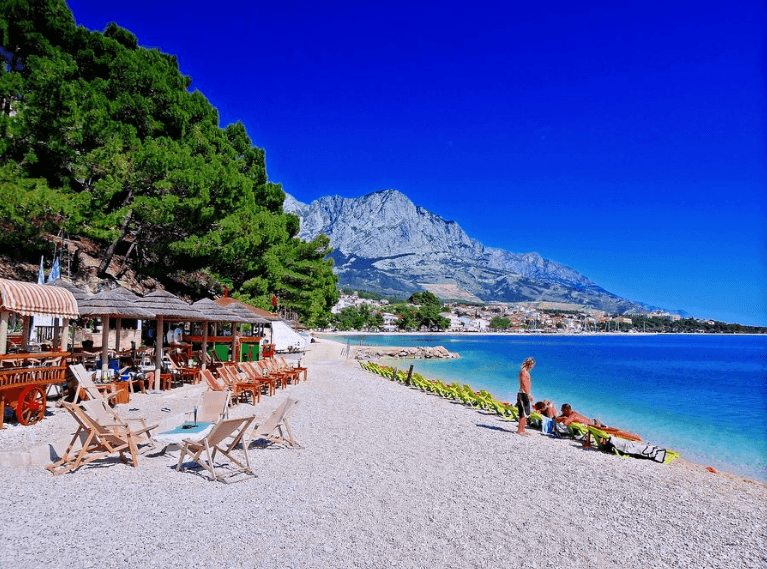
[218,365,261,404]
[238,362,277,396]
[47,401,158,475]
[245,397,301,449]
[70,363,120,405]
[176,415,256,482]
[586,425,680,463]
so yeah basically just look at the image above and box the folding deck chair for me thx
[47,401,158,475]
[176,416,256,482]
[245,397,302,449]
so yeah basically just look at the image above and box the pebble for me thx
[0,341,765,569]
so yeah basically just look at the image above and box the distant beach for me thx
[322,332,767,482]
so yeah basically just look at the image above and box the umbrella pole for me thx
[53,318,61,352]
[231,320,238,362]
[115,318,122,354]
[154,316,164,391]
[22,316,30,348]
[0,310,8,355]
[201,321,208,370]
[61,318,70,352]
[101,317,110,378]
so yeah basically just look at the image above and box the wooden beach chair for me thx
[218,365,261,404]
[257,358,298,386]
[245,397,302,449]
[238,362,277,396]
[167,349,200,385]
[47,401,157,475]
[70,363,120,405]
[189,390,230,424]
[81,397,158,448]
[176,416,256,482]
[202,368,228,393]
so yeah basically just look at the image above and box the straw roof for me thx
[111,287,143,302]
[215,296,274,323]
[133,290,206,321]
[46,279,91,303]
[224,301,270,324]
[78,288,156,319]
[191,298,251,323]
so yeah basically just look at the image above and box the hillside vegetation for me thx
[0,0,338,325]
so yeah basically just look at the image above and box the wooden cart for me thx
[0,352,69,428]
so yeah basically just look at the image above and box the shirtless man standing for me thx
[516,357,536,435]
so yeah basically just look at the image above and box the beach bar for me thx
[0,278,79,427]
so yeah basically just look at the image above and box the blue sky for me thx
[67,0,766,326]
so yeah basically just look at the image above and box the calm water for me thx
[325,333,767,481]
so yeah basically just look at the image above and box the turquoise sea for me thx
[325,333,767,481]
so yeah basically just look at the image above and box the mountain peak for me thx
[284,189,645,313]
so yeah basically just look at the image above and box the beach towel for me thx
[552,422,570,437]
[607,437,672,464]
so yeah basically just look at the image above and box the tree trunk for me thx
[98,211,132,278]
[115,240,136,278]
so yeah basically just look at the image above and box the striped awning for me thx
[0,278,79,319]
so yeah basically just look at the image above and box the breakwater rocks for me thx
[354,346,459,360]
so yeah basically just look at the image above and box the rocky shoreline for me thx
[353,345,459,360]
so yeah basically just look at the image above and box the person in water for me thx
[556,403,592,426]
[516,357,536,435]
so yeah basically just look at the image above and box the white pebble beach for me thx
[0,337,765,569]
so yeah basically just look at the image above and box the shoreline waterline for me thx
[319,332,767,483]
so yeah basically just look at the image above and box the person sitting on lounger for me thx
[533,399,556,419]
[556,403,592,426]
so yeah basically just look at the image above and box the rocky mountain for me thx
[284,190,647,313]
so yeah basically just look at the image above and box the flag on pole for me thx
[48,255,61,282]
[29,256,45,342]
[36,256,44,284]
[46,255,61,333]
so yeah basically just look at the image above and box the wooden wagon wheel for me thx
[16,386,46,425]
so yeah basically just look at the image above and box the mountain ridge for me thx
[284,189,656,313]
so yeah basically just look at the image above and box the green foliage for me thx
[331,304,373,331]
[0,0,337,324]
[408,291,440,306]
[629,316,766,334]
[490,316,511,330]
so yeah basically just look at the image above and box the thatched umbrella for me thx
[211,298,271,361]
[78,288,156,377]
[214,296,272,349]
[45,279,91,351]
[191,298,248,369]
[133,290,206,390]
[46,278,91,303]
[108,287,147,352]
